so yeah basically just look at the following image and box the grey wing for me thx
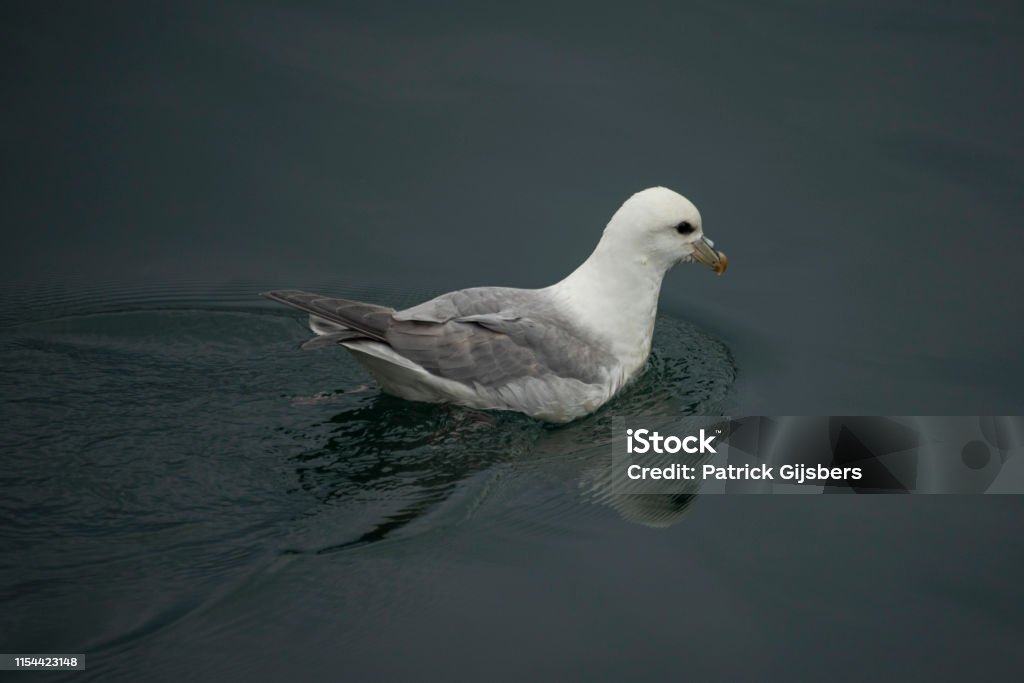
[387,288,613,387]
[262,287,614,387]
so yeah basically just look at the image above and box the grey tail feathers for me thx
[298,330,363,351]
[260,289,395,343]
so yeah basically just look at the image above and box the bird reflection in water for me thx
[282,323,736,553]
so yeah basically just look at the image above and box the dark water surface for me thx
[2,2,1024,680]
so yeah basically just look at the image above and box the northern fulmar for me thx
[262,187,727,423]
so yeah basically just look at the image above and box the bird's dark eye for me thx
[675,221,695,235]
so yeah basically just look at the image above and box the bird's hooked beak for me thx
[690,236,728,275]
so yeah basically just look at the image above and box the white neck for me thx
[546,233,668,366]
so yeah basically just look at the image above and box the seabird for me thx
[262,187,727,423]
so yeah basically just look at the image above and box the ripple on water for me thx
[0,283,735,663]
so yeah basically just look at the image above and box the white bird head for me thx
[601,186,727,275]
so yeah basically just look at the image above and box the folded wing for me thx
[261,288,612,387]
